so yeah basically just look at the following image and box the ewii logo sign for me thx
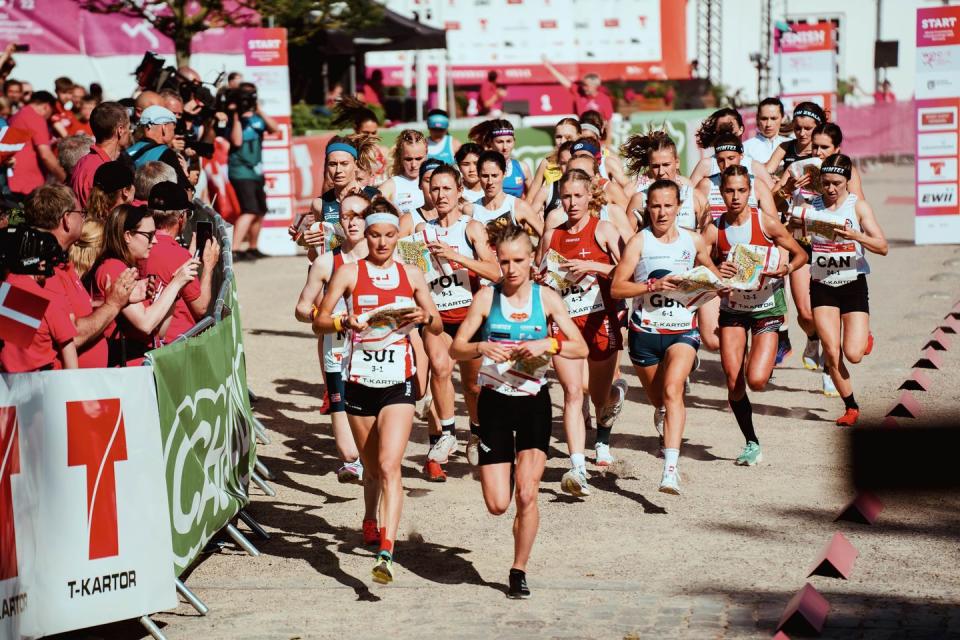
[1,406,19,581]
[66,399,128,560]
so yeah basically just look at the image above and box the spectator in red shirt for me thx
[58,134,94,184]
[70,101,132,208]
[65,94,96,138]
[0,272,78,372]
[140,181,220,343]
[873,79,896,104]
[23,184,138,369]
[92,203,199,366]
[8,91,66,196]
[87,160,135,220]
[479,70,506,116]
[542,57,615,122]
[362,69,384,107]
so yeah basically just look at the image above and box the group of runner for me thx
[290,97,888,596]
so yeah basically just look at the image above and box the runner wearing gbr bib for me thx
[611,180,724,495]
[804,154,887,427]
[449,225,588,600]
[314,199,442,586]
[701,165,807,468]
[416,165,502,480]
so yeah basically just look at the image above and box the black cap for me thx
[148,181,190,210]
[92,160,134,193]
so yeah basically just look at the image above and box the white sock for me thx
[663,448,680,476]
[440,418,455,434]
[570,453,586,471]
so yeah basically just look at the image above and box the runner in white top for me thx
[543,154,633,240]
[743,98,792,164]
[415,165,502,480]
[379,129,428,213]
[294,193,370,485]
[611,180,723,494]
[473,150,543,238]
[468,119,533,197]
[690,108,757,185]
[527,117,581,205]
[455,142,485,206]
[794,154,887,427]
[398,158,443,236]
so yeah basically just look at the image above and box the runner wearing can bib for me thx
[611,180,723,495]
[473,150,543,239]
[415,165,501,480]
[314,199,442,586]
[701,166,807,468]
[539,168,624,493]
[468,119,532,198]
[450,225,587,600]
[801,154,887,426]
[380,129,428,214]
[295,193,370,486]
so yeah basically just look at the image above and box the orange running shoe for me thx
[836,408,860,427]
[864,333,875,356]
[424,459,447,482]
[362,519,381,546]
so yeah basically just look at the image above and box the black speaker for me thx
[874,40,899,69]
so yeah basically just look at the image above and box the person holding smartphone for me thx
[140,181,221,343]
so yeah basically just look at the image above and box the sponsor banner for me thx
[777,22,836,116]
[918,157,958,183]
[776,23,833,53]
[918,131,959,157]
[0,368,177,639]
[148,281,257,575]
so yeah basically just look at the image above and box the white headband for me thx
[581,123,601,136]
[365,213,400,228]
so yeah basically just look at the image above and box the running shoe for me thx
[466,433,481,466]
[735,441,763,466]
[775,330,793,366]
[362,519,381,546]
[822,372,840,397]
[802,337,821,370]
[337,459,364,484]
[654,407,666,459]
[372,551,394,584]
[598,378,628,428]
[427,433,457,463]
[582,395,593,430]
[424,459,447,482]
[594,443,615,467]
[560,467,591,497]
[658,470,681,495]
[507,569,531,599]
[835,408,860,427]
[864,332,874,356]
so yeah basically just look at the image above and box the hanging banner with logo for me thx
[0,368,177,639]
[775,22,836,115]
[915,6,960,245]
[241,27,297,256]
[149,281,257,575]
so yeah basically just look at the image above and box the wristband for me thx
[548,337,560,355]
[333,315,344,332]
[647,277,658,292]
[311,305,320,320]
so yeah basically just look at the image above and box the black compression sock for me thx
[808,332,819,341]
[842,393,859,411]
[596,426,612,446]
[730,395,758,444]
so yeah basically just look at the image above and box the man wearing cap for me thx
[126,104,190,190]
[71,102,133,208]
[425,109,460,165]
[8,91,67,197]
[141,181,221,343]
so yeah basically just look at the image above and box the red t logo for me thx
[67,399,128,560]
[1,406,20,580]
[930,161,945,176]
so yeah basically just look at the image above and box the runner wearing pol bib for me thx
[449,225,588,600]
[468,119,532,198]
[799,154,887,426]
[539,168,624,492]
[416,164,501,481]
[611,180,723,494]
[473,150,543,240]
[295,193,370,486]
[314,198,442,585]
[701,166,807,467]
[380,129,428,214]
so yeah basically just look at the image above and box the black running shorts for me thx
[344,377,416,417]
[810,274,869,315]
[476,386,552,465]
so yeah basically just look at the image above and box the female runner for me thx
[543,153,633,240]
[449,225,587,599]
[527,117,581,203]
[611,180,723,493]
[765,102,826,177]
[295,193,369,484]
[540,168,624,491]
[468,119,532,198]
[743,98,790,164]
[473,151,543,239]
[569,139,629,208]
[426,109,460,165]
[577,110,631,192]
[398,157,443,236]
[379,129,428,214]
[314,197,443,584]
[689,108,764,185]
[416,165,502,479]
[331,96,389,185]
[455,142,485,203]
[530,140,575,218]
[802,154,887,425]
[701,166,807,466]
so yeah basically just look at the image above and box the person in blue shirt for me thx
[425,109,460,165]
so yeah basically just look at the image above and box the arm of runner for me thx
[449,286,503,361]
[379,178,396,202]
[751,160,776,190]
[604,155,633,193]
[604,179,629,208]
[688,156,712,185]
[404,264,443,335]
[626,191,645,232]
[693,189,712,231]
[463,220,504,282]
[850,166,866,200]
[760,213,808,277]
[765,146,786,175]
[538,287,588,359]
[843,199,888,256]
[521,159,534,192]
[690,229,724,278]
[529,179,549,216]
[515,198,544,238]
[314,263,357,335]
[754,179,781,220]
[295,253,333,323]
[527,158,548,205]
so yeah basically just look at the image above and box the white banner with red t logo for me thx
[0,368,177,638]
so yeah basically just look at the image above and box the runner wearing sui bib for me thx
[528,118,581,207]
[314,199,442,585]
[540,168,625,492]
[455,142,485,206]
[295,193,370,486]
[544,154,633,240]
[426,109,460,165]
[380,129,428,214]
[473,150,543,239]
[450,225,588,600]
[468,119,532,198]
[701,166,807,468]
[803,155,887,426]
[416,165,501,481]
[611,180,723,494]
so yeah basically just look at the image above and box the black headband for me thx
[794,109,824,124]
[820,165,851,179]
[714,143,743,154]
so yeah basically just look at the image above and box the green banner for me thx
[149,281,257,575]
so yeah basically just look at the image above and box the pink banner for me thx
[917,6,960,48]
[775,23,833,53]
[834,101,916,158]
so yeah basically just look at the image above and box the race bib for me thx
[725,282,777,312]
[637,293,696,332]
[811,241,858,287]
[429,268,474,311]
[347,341,408,387]
[560,280,605,317]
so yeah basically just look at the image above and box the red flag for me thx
[0,281,49,348]
[0,126,32,164]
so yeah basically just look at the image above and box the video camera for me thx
[134,52,222,120]
[0,226,67,278]
[216,87,258,115]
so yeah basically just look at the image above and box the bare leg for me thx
[552,354,586,457]
[697,297,721,351]
[815,306,853,397]
[458,357,482,424]
[347,414,380,520]
[660,345,697,450]
[588,352,619,418]
[511,449,547,571]
[790,265,816,337]
[232,212,257,252]
[425,330,456,424]
[375,404,416,545]
[744,331,779,392]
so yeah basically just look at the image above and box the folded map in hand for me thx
[355,301,418,350]
[789,208,847,241]
[724,243,781,290]
[299,221,345,252]
[540,249,596,292]
[668,266,723,310]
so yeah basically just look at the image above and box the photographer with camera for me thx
[70,101,133,208]
[219,82,278,260]
[126,104,190,190]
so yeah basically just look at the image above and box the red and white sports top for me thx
[714,209,782,314]
[344,260,416,387]
[548,215,615,318]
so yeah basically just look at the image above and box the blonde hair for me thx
[558,168,606,217]
[390,129,426,177]
[348,132,383,176]
[69,218,105,279]
[86,185,124,221]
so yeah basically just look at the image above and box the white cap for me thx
[139,105,177,126]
